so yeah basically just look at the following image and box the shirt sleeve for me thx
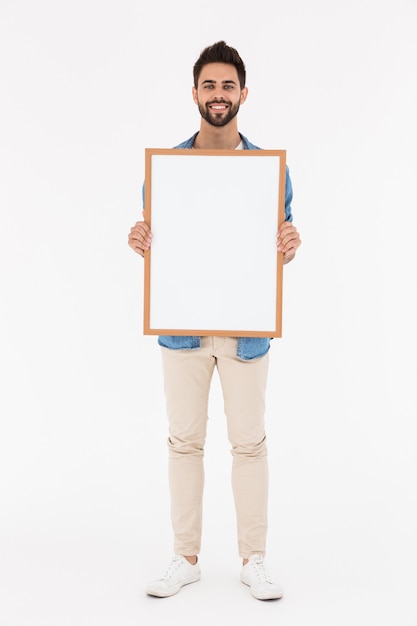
[285,166,293,222]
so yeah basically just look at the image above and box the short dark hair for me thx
[193,41,246,89]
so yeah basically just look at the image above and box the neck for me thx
[193,120,241,150]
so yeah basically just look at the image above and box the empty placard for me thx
[143,149,286,337]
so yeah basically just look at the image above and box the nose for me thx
[212,91,227,101]
[211,85,226,100]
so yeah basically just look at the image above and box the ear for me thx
[240,86,248,104]
[192,86,198,105]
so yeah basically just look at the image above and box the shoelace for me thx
[161,556,183,581]
[251,557,273,583]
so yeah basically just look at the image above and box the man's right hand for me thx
[128,214,152,257]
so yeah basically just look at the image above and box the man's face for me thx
[192,63,248,127]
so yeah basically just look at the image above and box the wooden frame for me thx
[143,148,286,337]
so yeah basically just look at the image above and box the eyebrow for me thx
[201,79,237,85]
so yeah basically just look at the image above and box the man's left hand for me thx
[277,221,301,264]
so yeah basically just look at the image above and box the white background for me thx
[1,1,416,625]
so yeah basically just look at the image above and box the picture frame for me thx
[143,148,286,337]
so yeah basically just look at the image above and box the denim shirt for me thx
[153,132,294,361]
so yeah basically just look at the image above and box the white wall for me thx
[1,1,416,625]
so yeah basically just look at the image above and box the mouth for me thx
[208,102,229,112]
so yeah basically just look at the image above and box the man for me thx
[128,41,301,600]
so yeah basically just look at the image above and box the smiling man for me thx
[128,41,301,601]
[193,62,246,131]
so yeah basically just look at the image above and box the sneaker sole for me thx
[241,579,284,600]
[146,573,201,598]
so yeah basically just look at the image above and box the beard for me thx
[198,99,240,127]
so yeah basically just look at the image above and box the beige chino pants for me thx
[161,336,269,559]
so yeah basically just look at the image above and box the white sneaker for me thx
[146,555,201,597]
[241,555,283,600]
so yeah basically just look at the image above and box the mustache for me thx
[207,99,230,106]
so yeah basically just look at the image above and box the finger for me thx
[130,221,143,230]
[281,237,301,255]
[129,227,152,246]
[277,222,296,237]
[277,223,294,242]
[129,230,152,245]
[277,221,294,236]
[128,230,153,256]
[128,239,151,256]
[283,249,296,263]
[133,246,145,257]
[127,239,144,256]
[277,227,300,251]
[130,223,151,235]
[282,236,300,255]
[280,231,300,248]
